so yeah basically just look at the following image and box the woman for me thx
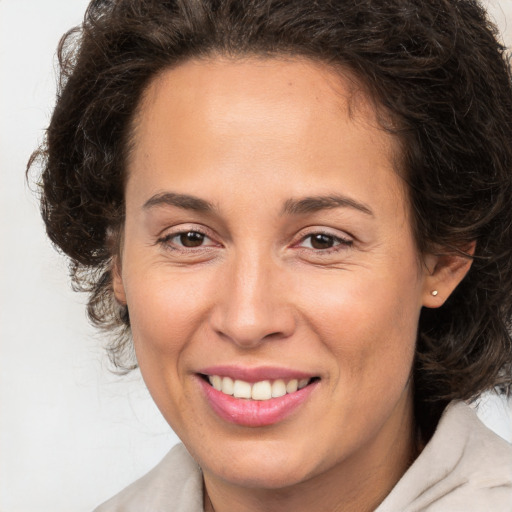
[29,0,512,510]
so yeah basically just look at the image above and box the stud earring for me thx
[431,290,438,296]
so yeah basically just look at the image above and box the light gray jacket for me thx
[94,402,512,511]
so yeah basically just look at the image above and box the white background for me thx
[1,1,511,511]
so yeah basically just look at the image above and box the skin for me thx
[113,57,472,512]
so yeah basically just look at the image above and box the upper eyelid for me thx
[295,234,353,250]
[300,233,351,243]
[155,224,354,246]
[161,231,211,242]
[157,223,215,239]
[156,226,217,247]
[293,226,354,242]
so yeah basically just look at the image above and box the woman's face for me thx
[115,57,438,493]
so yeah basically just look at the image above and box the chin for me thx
[207,454,314,490]
[190,432,331,490]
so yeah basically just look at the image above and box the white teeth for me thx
[233,379,252,399]
[222,376,234,395]
[252,380,272,400]
[208,375,312,400]
[298,378,309,389]
[210,375,222,391]
[271,379,287,398]
[286,379,298,393]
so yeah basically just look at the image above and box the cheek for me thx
[123,262,212,363]
[300,262,421,384]
[122,269,213,426]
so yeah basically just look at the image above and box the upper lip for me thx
[197,365,317,383]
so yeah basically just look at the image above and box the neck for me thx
[203,390,417,512]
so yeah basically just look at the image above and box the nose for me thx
[209,251,296,349]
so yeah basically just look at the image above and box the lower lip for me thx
[198,377,319,427]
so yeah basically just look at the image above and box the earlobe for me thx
[112,257,127,305]
[422,242,475,308]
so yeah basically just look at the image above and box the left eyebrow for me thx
[281,195,374,216]
[143,192,216,213]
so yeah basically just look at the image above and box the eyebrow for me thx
[282,195,373,216]
[143,192,216,212]
[143,191,373,217]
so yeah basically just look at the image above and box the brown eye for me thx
[298,232,353,252]
[309,234,335,249]
[179,231,205,247]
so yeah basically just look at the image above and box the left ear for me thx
[422,242,476,308]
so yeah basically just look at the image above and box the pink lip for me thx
[197,374,319,427]
[198,365,314,383]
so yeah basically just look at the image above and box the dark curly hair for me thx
[29,0,512,433]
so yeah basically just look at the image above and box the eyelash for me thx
[156,228,216,251]
[293,231,353,255]
[156,228,353,254]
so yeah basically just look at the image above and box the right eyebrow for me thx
[281,194,373,217]
[143,192,216,212]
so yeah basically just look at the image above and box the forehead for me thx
[126,56,406,219]
[131,55,392,154]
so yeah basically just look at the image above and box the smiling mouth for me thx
[201,375,320,401]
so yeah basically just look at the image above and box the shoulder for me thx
[377,401,512,512]
[92,443,204,512]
